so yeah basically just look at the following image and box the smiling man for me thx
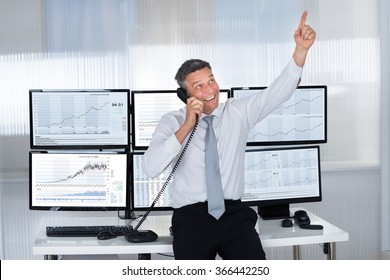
[143,11,316,260]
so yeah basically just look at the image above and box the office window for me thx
[0,0,380,178]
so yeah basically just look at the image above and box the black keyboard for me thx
[46,225,133,237]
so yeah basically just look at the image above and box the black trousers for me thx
[171,200,266,260]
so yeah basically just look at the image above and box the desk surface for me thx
[33,208,349,257]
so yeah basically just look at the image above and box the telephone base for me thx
[124,230,158,243]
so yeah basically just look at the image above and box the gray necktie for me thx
[204,116,225,220]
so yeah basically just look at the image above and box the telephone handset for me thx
[177,87,188,104]
[177,87,199,126]
[127,88,198,243]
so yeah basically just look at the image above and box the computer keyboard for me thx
[46,225,133,237]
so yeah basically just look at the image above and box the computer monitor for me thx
[29,152,129,211]
[230,86,327,146]
[130,151,173,211]
[131,146,321,217]
[131,89,230,150]
[29,89,130,150]
[242,145,322,219]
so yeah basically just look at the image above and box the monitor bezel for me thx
[130,151,173,211]
[131,89,231,150]
[241,145,322,209]
[29,151,131,211]
[29,89,131,150]
[230,85,327,146]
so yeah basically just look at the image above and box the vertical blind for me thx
[0,0,380,175]
[380,0,390,255]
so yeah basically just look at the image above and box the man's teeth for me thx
[205,95,215,101]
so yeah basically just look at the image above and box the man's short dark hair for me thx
[175,59,212,90]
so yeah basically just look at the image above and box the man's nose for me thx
[204,84,214,94]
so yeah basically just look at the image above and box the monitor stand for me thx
[258,204,291,220]
[120,209,136,220]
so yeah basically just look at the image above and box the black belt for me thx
[175,199,242,211]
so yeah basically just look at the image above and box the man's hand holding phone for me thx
[175,96,202,144]
[185,97,202,127]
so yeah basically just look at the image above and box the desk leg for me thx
[138,253,151,260]
[324,242,336,260]
[293,245,300,260]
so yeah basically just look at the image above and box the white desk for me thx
[258,208,349,260]
[33,208,349,260]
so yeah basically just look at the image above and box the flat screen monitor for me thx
[230,86,327,146]
[131,151,173,210]
[29,89,130,150]
[131,89,230,150]
[242,146,322,219]
[29,152,129,211]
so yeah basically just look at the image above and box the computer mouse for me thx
[97,231,117,240]
[281,219,293,228]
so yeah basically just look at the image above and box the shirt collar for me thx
[201,104,222,120]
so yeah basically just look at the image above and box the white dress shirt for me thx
[143,58,302,209]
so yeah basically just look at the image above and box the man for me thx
[143,11,316,259]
